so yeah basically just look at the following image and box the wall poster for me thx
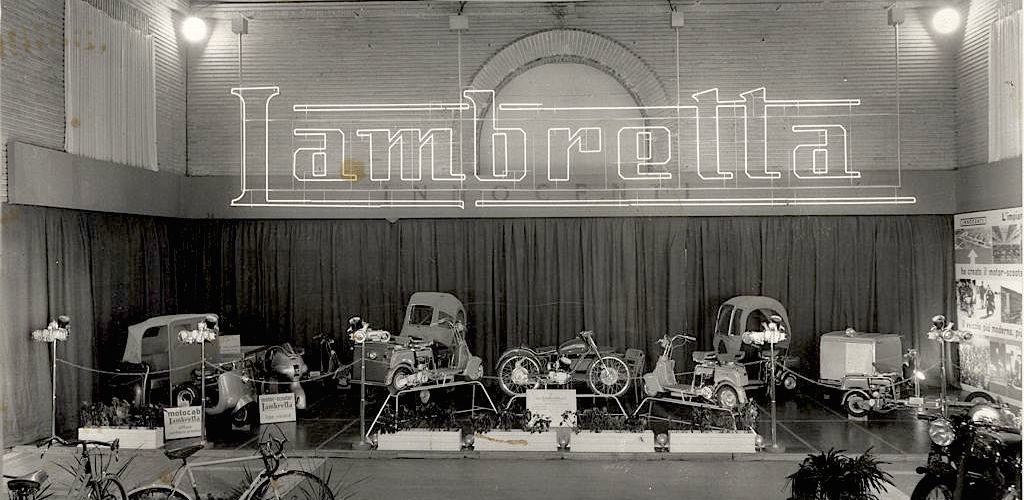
[954,207,1023,406]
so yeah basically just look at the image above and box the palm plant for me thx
[786,448,894,500]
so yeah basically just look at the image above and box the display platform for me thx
[162,390,932,459]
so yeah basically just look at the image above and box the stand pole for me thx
[765,341,785,453]
[353,340,371,450]
[51,340,57,440]
[939,340,948,417]
[200,340,207,443]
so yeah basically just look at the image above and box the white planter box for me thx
[473,431,557,451]
[569,431,655,453]
[668,430,756,454]
[376,431,462,451]
[78,427,164,450]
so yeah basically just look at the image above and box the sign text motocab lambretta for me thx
[229,86,915,209]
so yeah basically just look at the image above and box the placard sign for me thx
[163,406,202,440]
[259,393,297,424]
[954,207,1023,406]
[218,335,241,356]
[526,389,577,427]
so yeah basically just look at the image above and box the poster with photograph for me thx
[955,207,1023,406]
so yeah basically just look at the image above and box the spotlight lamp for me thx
[182,16,209,43]
[932,7,961,35]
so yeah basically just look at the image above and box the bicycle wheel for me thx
[253,470,334,500]
[88,478,127,500]
[127,486,191,500]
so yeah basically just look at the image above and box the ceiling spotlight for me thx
[932,7,961,34]
[182,16,208,43]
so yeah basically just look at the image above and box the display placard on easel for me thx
[259,393,297,424]
[164,406,203,440]
[526,389,577,427]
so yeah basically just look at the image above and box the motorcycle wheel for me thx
[910,474,954,500]
[232,402,255,428]
[497,355,541,397]
[781,373,798,391]
[965,391,995,404]
[587,356,630,397]
[843,390,871,418]
[388,366,415,395]
[715,385,740,409]
[173,383,199,408]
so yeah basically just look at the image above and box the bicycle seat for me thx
[163,442,205,461]
[692,351,718,363]
[7,470,48,491]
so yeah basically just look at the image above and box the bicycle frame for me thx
[157,454,278,500]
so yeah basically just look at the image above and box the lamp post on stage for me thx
[928,315,971,417]
[349,317,373,450]
[33,316,71,447]
[178,315,219,443]
[745,314,787,453]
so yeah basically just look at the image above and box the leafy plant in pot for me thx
[786,448,894,500]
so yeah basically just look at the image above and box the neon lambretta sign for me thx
[230,86,916,209]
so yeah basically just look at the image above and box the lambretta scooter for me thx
[642,334,749,409]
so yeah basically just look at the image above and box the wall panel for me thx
[0,0,187,202]
[187,1,958,179]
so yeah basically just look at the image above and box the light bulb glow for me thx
[932,8,961,34]
[182,16,208,43]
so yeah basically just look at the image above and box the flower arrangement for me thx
[560,408,648,434]
[743,314,787,345]
[177,315,219,344]
[31,316,71,343]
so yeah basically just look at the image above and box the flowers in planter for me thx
[79,398,164,429]
[560,408,648,434]
[31,315,71,343]
[177,315,219,344]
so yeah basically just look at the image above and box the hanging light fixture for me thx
[182,16,209,43]
[932,7,961,35]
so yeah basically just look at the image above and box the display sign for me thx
[954,207,1023,406]
[526,389,577,427]
[229,86,914,210]
[218,335,241,356]
[259,393,297,424]
[163,406,202,440]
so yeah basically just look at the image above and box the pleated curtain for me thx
[64,0,157,170]
[989,9,1023,162]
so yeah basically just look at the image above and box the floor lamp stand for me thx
[352,340,371,450]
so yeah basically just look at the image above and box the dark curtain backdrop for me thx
[1,205,180,444]
[175,216,955,382]
[1,206,953,445]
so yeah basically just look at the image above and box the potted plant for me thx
[561,408,654,453]
[466,409,557,451]
[374,401,463,451]
[78,398,164,449]
[667,402,759,453]
[786,448,895,500]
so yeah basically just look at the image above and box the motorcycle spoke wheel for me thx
[498,356,540,397]
[255,470,334,500]
[587,357,630,397]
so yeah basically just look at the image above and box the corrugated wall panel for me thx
[188,1,957,176]
[0,0,65,200]
[956,0,1020,168]
[0,0,187,202]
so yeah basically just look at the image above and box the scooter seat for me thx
[533,346,557,355]
[7,470,48,492]
[692,351,718,363]
[163,442,205,461]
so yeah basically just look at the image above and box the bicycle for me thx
[49,439,127,500]
[126,436,334,500]
[4,471,49,500]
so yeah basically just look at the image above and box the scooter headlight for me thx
[928,418,955,447]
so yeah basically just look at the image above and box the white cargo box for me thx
[819,331,903,382]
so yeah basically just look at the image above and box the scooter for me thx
[642,334,749,409]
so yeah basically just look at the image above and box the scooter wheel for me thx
[173,383,199,408]
[781,373,798,391]
[843,390,871,418]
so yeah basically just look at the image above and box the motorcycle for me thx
[912,402,1021,500]
[642,334,748,409]
[496,331,641,398]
